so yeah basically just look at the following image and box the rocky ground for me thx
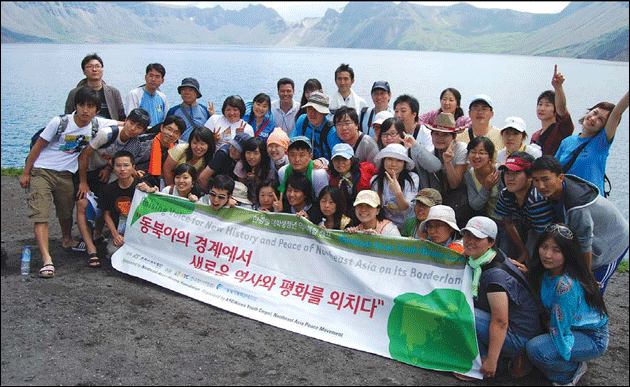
[1,175,628,386]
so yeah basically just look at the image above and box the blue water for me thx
[1,43,628,220]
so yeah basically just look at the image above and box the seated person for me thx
[458,216,541,380]
[267,127,290,170]
[243,93,276,141]
[317,186,353,230]
[418,205,464,253]
[234,137,277,206]
[402,188,442,239]
[198,132,251,190]
[278,136,330,198]
[162,126,215,187]
[136,115,185,189]
[272,172,322,224]
[139,163,203,203]
[204,95,254,151]
[333,106,379,164]
[256,179,280,213]
[100,150,139,257]
[370,143,419,231]
[201,174,235,211]
[345,190,400,237]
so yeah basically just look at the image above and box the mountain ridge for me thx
[1,1,627,61]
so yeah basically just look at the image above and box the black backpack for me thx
[300,118,334,159]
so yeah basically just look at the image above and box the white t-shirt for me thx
[204,115,254,151]
[328,89,367,118]
[271,99,301,134]
[33,114,114,173]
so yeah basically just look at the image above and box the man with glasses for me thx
[333,106,378,164]
[76,108,151,268]
[530,155,628,293]
[125,63,169,127]
[457,94,503,151]
[65,53,125,122]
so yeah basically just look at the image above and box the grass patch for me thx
[617,260,629,273]
[1,168,23,176]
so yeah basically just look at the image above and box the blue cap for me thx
[371,81,391,93]
[331,143,354,159]
[288,136,312,151]
[230,132,252,153]
[469,94,494,110]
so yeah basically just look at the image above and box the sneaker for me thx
[552,362,588,386]
[452,372,476,381]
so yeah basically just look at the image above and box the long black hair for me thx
[172,163,204,198]
[439,88,465,120]
[317,186,347,230]
[241,137,272,183]
[529,224,607,317]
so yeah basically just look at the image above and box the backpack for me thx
[359,107,375,134]
[300,118,334,159]
[30,115,118,151]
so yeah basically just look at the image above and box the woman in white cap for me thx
[345,190,400,236]
[496,117,541,165]
[418,205,464,253]
[370,143,419,231]
[455,216,541,381]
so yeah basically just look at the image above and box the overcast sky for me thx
[157,2,571,22]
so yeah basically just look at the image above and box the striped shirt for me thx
[494,186,555,232]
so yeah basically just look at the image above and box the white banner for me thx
[112,190,482,378]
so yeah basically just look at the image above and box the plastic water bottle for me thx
[21,246,31,276]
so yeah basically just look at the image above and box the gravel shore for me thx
[2,175,628,386]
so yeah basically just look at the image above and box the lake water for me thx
[1,43,628,220]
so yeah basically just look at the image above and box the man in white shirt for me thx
[270,77,301,134]
[328,63,367,119]
[360,81,393,134]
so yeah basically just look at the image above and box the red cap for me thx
[500,157,532,171]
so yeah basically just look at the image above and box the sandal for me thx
[64,241,87,253]
[38,264,55,278]
[87,252,101,268]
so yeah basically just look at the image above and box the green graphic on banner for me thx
[130,194,194,226]
[387,290,478,373]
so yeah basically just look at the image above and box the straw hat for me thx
[425,112,465,134]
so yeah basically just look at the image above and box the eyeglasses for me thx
[208,191,228,200]
[336,120,356,128]
[544,224,574,239]
[382,131,400,139]
[85,64,103,70]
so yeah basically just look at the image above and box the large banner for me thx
[112,191,482,378]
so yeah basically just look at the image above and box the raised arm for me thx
[605,91,629,142]
[552,64,568,117]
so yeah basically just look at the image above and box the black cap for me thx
[177,77,202,98]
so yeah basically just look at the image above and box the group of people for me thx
[20,53,629,385]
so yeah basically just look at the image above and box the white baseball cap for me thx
[461,216,497,239]
[501,117,527,133]
[372,111,394,126]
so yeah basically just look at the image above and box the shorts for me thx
[28,168,76,222]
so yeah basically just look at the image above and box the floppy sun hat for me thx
[419,205,460,233]
[415,188,442,207]
[425,112,465,133]
[302,91,330,115]
[177,77,202,98]
[373,143,415,170]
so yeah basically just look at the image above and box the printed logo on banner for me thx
[386,289,477,374]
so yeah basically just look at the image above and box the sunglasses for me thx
[129,109,150,122]
[545,224,574,240]
[208,191,228,201]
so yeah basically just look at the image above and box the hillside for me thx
[1,1,627,61]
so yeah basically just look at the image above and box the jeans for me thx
[474,308,531,372]
[526,323,609,385]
